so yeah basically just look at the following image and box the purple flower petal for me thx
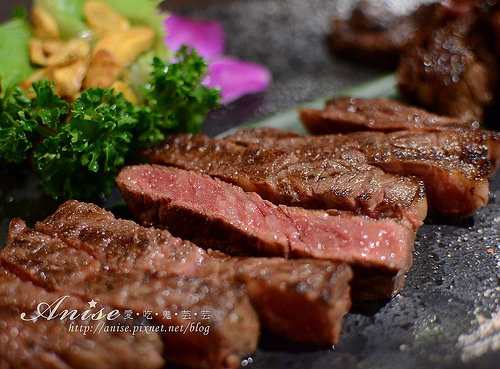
[204,57,272,104]
[164,14,225,59]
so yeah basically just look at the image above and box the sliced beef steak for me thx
[0,267,165,369]
[331,1,499,124]
[299,97,474,135]
[397,12,497,124]
[1,217,260,369]
[34,200,208,278]
[221,127,500,217]
[34,200,353,345]
[117,164,416,301]
[201,251,353,344]
[330,2,451,67]
[142,132,427,229]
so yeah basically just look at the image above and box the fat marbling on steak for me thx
[116,164,416,301]
[142,131,427,229]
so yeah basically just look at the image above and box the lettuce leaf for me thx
[0,16,35,90]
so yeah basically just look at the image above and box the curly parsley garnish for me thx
[0,47,220,200]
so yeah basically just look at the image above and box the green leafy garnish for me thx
[0,79,69,163]
[0,49,220,200]
[0,15,35,90]
[139,47,221,140]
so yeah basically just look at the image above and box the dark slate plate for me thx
[1,1,500,368]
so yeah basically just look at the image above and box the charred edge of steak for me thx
[299,97,473,135]
[0,217,260,369]
[116,164,415,301]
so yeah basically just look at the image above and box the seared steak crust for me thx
[117,164,415,301]
[221,127,499,216]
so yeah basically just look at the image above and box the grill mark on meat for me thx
[116,164,415,301]
[221,127,499,217]
[299,97,474,135]
[0,266,165,369]
[1,217,260,369]
[6,200,354,348]
[142,132,427,229]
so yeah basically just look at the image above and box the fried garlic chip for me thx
[84,1,130,32]
[31,6,59,40]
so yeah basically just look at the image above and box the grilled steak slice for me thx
[0,267,165,369]
[331,1,499,124]
[35,200,353,345]
[201,251,352,344]
[397,1,500,124]
[142,133,427,229]
[1,217,260,369]
[117,164,416,301]
[34,200,208,278]
[330,2,451,67]
[221,127,500,216]
[397,13,496,123]
[299,97,474,134]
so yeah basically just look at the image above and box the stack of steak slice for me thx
[2,215,260,369]
[36,200,353,345]
[142,125,500,217]
[117,164,416,301]
[1,200,354,368]
[299,96,500,215]
[330,0,500,124]
[142,131,427,229]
